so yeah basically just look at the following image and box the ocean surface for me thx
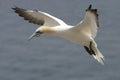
[0,0,120,80]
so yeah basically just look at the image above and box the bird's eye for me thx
[36,31,43,34]
[35,31,43,37]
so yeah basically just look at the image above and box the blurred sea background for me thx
[0,0,120,80]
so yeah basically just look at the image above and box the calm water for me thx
[0,0,120,80]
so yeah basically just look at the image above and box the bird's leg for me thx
[84,46,92,55]
[89,41,96,55]
[84,41,96,55]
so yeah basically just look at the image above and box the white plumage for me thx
[12,5,104,65]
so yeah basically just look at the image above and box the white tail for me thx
[92,41,104,65]
[92,50,104,65]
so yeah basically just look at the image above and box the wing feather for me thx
[74,5,99,38]
[12,6,66,27]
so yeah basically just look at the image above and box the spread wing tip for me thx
[86,4,99,27]
[86,4,98,16]
[12,6,26,14]
[12,6,44,25]
[88,4,92,10]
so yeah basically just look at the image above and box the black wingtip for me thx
[86,4,92,11]
[12,6,24,11]
[12,6,26,14]
[12,7,15,10]
[86,4,99,27]
[88,4,92,10]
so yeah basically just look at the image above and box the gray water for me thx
[0,0,120,80]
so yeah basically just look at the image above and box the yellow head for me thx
[28,26,55,41]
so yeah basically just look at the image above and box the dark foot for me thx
[84,46,92,55]
[89,42,96,55]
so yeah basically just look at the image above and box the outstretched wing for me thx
[12,6,66,27]
[74,5,99,38]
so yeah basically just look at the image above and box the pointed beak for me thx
[28,32,41,41]
[28,30,43,41]
[28,32,37,41]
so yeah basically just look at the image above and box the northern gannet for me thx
[12,5,104,65]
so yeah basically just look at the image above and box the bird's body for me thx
[52,25,90,46]
[12,5,104,65]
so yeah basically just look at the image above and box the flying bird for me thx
[12,5,104,65]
